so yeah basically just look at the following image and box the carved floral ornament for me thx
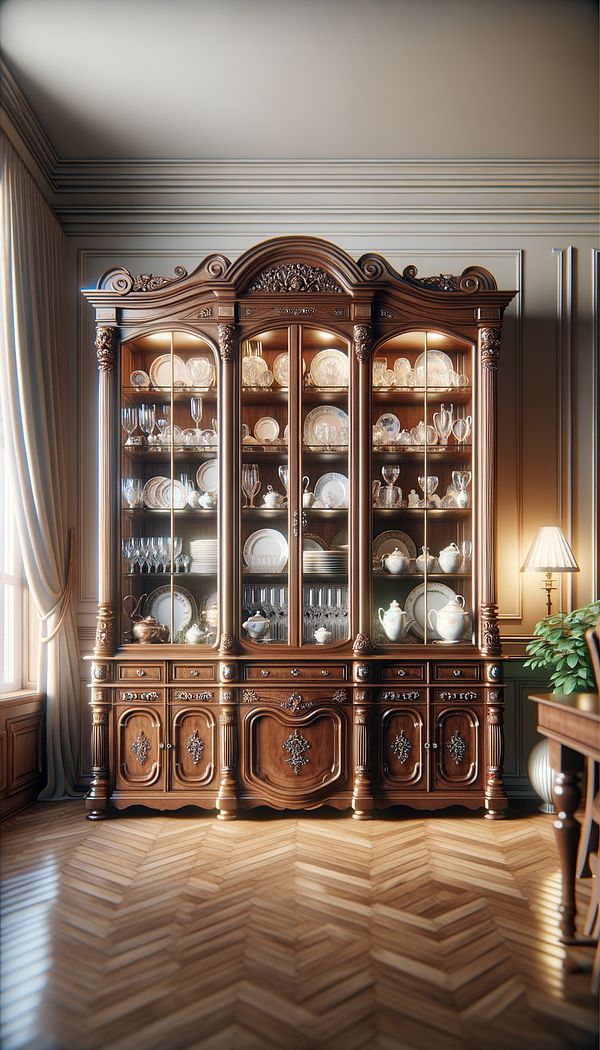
[480,328,501,371]
[391,731,412,764]
[248,263,343,294]
[283,729,311,775]
[218,326,235,363]
[186,730,205,765]
[95,327,116,372]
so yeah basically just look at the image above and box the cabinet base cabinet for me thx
[87,662,505,820]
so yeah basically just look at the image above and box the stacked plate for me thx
[303,549,348,576]
[190,538,218,574]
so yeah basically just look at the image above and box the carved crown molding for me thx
[401,264,498,292]
[98,265,188,294]
[248,263,343,294]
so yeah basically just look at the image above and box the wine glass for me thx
[418,475,439,508]
[191,397,203,440]
[242,464,261,508]
[121,407,138,446]
[278,464,289,497]
[156,404,170,445]
[461,540,473,572]
[138,404,156,443]
[452,415,472,443]
[452,470,472,508]
[122,477,143,508]
[122,538,136,573]
[433,403,453,445]
[381,464,400,490]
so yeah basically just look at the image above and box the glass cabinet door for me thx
[119,329,220,646]
[371,331,474,647]
[239,330,290,646]
[300,328,351,647]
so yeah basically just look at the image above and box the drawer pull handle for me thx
[261,670,270,677]
[440,691,478,701]
[137,670,145,677]
[190,670,199,678]
[431,742,438,750]
[424,742,430,750]
[452,669,463,678]
[397,669,406,677]
[166,742,173,750]
[159,742,165,750]
[320,670,330,677]
[290,668,300,677]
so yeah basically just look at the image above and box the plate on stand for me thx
[405,581,457,640]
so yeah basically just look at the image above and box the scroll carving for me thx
[248,263,342,294]
[94,603,116,655]
[98,265,188,293]
[280,693,312,713]
[219,633,234,653]
[353,326,371,363]
[447,731,467,765]
[480,603,501,655]
[95,327,116,372]
[402,265,498,292]
[131,731,150,765]
[283,730,311,775]
[218,325,235,363]
[186,730,205,765]
[391,731,412,764]
[92,664,108,681]
[353,633,372,654]
[480,328,501,371]
[242,689,259,704]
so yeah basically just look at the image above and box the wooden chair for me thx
[582,620,600,989]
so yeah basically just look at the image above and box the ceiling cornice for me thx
[0,58,58,199]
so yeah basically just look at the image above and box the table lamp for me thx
[521,526,579,616]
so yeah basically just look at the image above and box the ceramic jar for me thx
[242,611,270,640]
[314,627,333,644]
[427,596,468,642]
[263,486,285,508]
[381,548,410,575]
[132,616,169,644]
[438,542,461,573]
[416,546,435,573]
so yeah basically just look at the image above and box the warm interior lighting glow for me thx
[521,526,579,616]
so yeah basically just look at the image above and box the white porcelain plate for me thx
[405,581,457,640]
[242,356,268,386]
[243,529,289,573]
[186,356,215,388]
[314,472,349,509]
[303,533,326,551]
[146,585,198,639]
[196,459,218,494]
[310,349,349,388]
[372,530,417,561]
[254,417,280,442]
[414,350,453,388]
[149,354,186,388]
[273,353,289,387]
[142,475,169,509]
[374,413,401,440]
[303,405,349,446]
[130,369,150,388]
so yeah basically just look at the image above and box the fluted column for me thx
[217,676,237,820]
[352,324,372,655]
[478,327,502,658]
[218,324,236,655]
[94,325,118,657]
[86,692,111,819]
[352,690,373,819]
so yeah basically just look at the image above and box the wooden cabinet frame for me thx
[83,237,515,820]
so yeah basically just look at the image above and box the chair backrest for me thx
[585,618,600,691]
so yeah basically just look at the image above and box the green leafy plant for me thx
[524,601,600,693]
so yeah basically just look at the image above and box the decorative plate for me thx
[243,529,289,573]
[374,413,401,440]
[405,581,457,640]
[330,528,349,549]
[310,349,349,388]
[130,370,150,388]
[273,353,289,387]
[393,358,411,383]
[372,530,417,561]
[242,356,268,386]
[142,475,169,509]
[254,417,280,442]
[414,350,453,388]
[303,405,349,446]
[303,533,326,551]
[196,459,219,494]
[314,472,349,509]
[186,356,215,388]
[149,354,186,388]
[146,585,198,640]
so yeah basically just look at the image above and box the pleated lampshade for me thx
[521,527,579,572]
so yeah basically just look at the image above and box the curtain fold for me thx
[0,133,81,798]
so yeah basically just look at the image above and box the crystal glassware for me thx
[452,470,472,508]
[191,397,203,439]
[418,475,439,507]
[461,540,473,571]
[452,415,472,443]
[242,464,261,508]
[122,477,143,508]
[138,404,156,442]
[433,403,454,445]
[278,464,289,496]
[156,404,170,445]
[122,537,137,574]
[121,407,138,446]
[381,464,400,489]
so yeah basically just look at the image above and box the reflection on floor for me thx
[0,801,597,1050]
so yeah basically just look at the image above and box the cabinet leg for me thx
[552,768,582,943]
[217,704,238,821]
[87,701,110,821]
[352,703,373,820]
[485,702,507,819]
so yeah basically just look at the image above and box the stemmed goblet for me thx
[418,475,439,508]
[452,415,472,444]
[156,404,170,446]
[242,464,261,508]
[380,464,401,508]
[121,407,139,446]
[278,464,289,500]
[138,404,156,444]
[191,397,203,442]
[433,403,453,445]
[452,470,472,508]
[122,477,143,508]
[122,537,138,574]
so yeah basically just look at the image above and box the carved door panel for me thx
[431,706,481,790]
[115,707,165,791]
[380,707,425,787]
[241,706,349,802]
[170,708,216,789]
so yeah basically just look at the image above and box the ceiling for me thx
[0,0,597,160]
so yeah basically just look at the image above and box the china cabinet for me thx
[83,237,515,820]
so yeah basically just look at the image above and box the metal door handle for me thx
[424,742,430,749]
[137,669,145,677]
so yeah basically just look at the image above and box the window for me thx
[0,404,24,692]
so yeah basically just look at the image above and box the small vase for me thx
[527,737,555,814]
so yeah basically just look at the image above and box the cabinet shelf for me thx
[373,572,472,579]
[122,387,218,402]
[123,508,217,518]
[373,445,472,459]
[372,387,472,403]
[373,507,471,517]
[121,572,217,579]
[122,447,218,461]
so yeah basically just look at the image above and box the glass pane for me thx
[300,328,350,647]
[120,330,219,646]
[240,331,289,646]
[371,330,474,647]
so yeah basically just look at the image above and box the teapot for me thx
[381,548,410,575]
[187,489,202,510]
[377,600,414,643]
[132,616,169,644]
[438,542,461,574]
[314,626,333,645]
[263,485,285,509]
[242,610,270,640]
[199,491,217,509]
[416,546,435,573]
[185,623,205,645]
[428,595,468,642]
[302,478,315,508]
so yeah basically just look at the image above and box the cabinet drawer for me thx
[117,664,163,682]
[379,664,426,683]
[117,688,165,704]
[244,664,347,683]
[378,687,426,704]
[432,663,481,683]
[241,687,350,709]
[169,664,216,683]
[432,688,483,704]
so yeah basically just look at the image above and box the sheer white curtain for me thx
[0,133,81,798]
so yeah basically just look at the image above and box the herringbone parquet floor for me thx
[0,801,597,1050]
